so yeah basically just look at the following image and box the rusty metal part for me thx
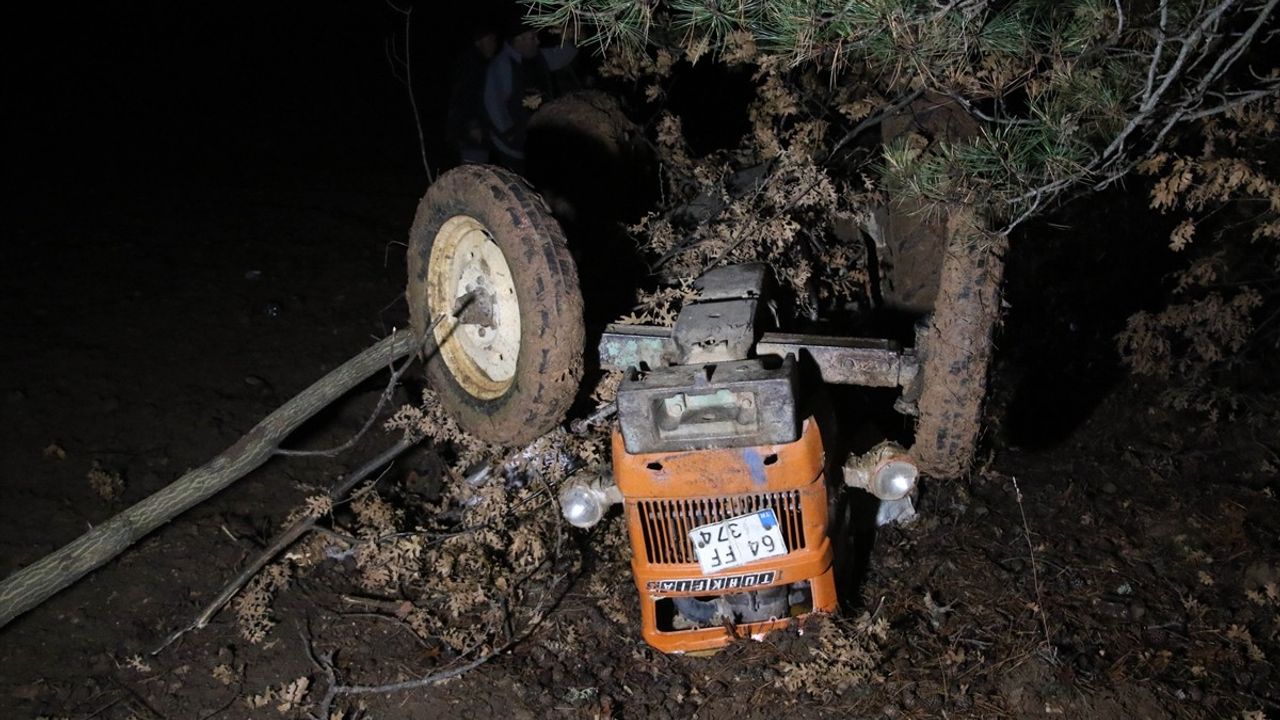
[612,418,837,654]
[667,264,767,364]
[755,333,917,388]
[598,324,675,370]
[451,287,495,328]
[673,298,758,364]
[599,325,918,390]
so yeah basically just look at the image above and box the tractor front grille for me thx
[635,490,806,565]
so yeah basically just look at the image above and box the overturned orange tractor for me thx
[409,165,973,654]
[611,418,838,653]
[560,263,919,652]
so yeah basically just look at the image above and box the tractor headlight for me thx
[844,442,919,501]
[871,459,918,501]
[559,474,622,529]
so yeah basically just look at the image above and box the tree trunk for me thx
[0,331,419,628]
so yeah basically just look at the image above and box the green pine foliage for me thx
[526,0,1279,231]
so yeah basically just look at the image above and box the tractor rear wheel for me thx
[406,164,585,446]
[909,208,1006,478]
[875,94,1002,479]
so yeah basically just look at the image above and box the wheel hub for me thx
[427,215,521,400]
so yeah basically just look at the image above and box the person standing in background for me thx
[483,20,577,172]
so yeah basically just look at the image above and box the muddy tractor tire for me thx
[877,93,982,314]
[872,94,1003,478]
[910,209,1006,478]
[527,90,639,165]
[406,164,585,446]
[525,89,656,324]
[525,90,655,223]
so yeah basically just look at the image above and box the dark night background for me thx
[4,3,493,711]
[12,2,463,181]
[3,3,1278,718]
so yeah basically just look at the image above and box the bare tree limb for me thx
[386,0,433,182]
[1140,0,1172,104]
[0,330,422,629]
[1103,0,1239,161]
[1183,83,1280,119]
[997,0,1278,234]
[1190,0,1279,98]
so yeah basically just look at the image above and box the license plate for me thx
[689,508,788,575]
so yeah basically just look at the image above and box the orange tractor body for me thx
[559,263,920,653]
[613,419,837,653]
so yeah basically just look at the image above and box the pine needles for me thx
[525,0,1279,232]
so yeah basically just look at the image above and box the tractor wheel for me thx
[406,164,585,446]
[874,94,1001,478]
[876,93,979,314]
[874,201,948,314]
[909,207,1006,478]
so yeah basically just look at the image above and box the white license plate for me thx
[689,508,788,575]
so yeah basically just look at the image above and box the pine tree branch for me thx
[1183,83,1280,119]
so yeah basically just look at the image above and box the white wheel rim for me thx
[427,215,521,400]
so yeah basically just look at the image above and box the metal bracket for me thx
[598,324,675,371]
[600,325,919,390]
[754,333,917,389]
[669,263,767,364]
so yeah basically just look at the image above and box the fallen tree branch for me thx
[274,340,419,458]
[153,434,419,653]
[305,622,512,720]
[0,330,423,629]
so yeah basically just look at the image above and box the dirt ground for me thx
[4,148,1280,720]
[6,4,1280,714]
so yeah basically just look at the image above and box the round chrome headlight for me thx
[559,481,605,529]
[871,459,918,501]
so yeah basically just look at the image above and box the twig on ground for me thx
[1011,477,1053,650]
[337,610,435,650]
[274,350,415,459]
[153,435,420,654]
[307,624,511,720]
[333,458,401,507]
[306,551,569,719]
